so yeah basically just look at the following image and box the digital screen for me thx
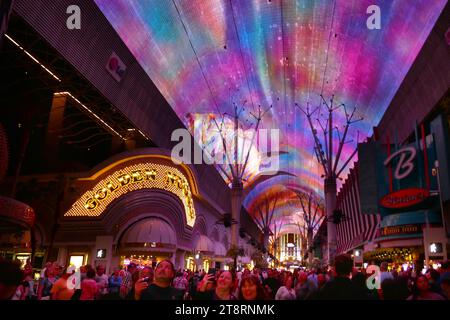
[94,0,445,231]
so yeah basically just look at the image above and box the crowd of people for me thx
[1,255,450,301]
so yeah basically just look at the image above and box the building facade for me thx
[0,0,264,274]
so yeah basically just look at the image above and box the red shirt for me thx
[80,279,98,300]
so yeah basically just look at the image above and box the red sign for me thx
[106,52,126,82]
[380,188,429,209]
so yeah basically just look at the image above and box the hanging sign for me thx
[106,52,127,82]
[380,188,429,209]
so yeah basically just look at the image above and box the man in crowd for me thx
[120,262,136,298]
[136,260,183,300]
[95,264,109,298]
[0,258,23,300]
[262,269,280,299]
[317,254,365,300]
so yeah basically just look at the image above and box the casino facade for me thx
[0,0,264,274]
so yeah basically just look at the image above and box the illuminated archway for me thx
[64,154,198,227]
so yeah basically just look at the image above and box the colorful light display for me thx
[95,0,445,231]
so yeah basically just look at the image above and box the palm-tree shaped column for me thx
[212,103,271,247]
[296,95,362,264]
[294,191,325,266]
[253,195,279,250]
[268,221,282,265]
[296,222,308,263]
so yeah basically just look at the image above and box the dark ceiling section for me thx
[0,14,156,176]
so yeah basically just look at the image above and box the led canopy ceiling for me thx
[95,0,446,233]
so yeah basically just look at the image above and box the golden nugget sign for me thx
[64,163,196,227]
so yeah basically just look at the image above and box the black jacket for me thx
[317,276,368,300]
[140,284,183,300]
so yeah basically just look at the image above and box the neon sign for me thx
[380,188,429,209]
[64,163,196,227]
[383,147,416,180]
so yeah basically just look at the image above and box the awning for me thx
[214,241,227,257]
[121,218,176,245]
[0,196,35,230]
[193,235,214,253]
[336,214,381,254]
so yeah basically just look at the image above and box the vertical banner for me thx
[376,134,438,216]
[359,134,439,217]
[0,0,14,43]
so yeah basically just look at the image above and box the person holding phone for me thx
[194,270,236,300]
[129,266,153,300]
[137,260,183,300]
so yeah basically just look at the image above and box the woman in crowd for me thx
[195,270,237,300]
[80,269,98,300]
[275,273,296,300]
[238,274,268,300]
[407,274,445,300]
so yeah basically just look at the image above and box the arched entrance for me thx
[60,152,200,272]
[105,188,193,271]
[117,217,177,268]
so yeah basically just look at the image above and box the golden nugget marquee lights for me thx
[64,163,196,227]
